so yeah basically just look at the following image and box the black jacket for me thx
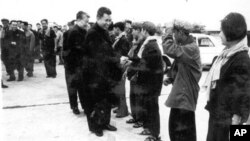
[205,51,250,124]
[85,23,121,84]
[63,25,87,71]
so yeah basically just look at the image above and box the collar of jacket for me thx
[74,24,87,33]
[93,23,112,44]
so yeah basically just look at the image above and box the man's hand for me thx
[232,114,242,125]
[163,77,173,86]
[54,47,57,53]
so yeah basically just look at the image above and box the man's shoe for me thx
[103,124,117,131]
[17,77,24,81]
[72,108,80,115]
[7,77,15,81]
[27,72,33,77]
[2,84,8,88]
[94,129,103,137]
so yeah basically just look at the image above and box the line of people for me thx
[62,8,250,141]
[1,7,250,141]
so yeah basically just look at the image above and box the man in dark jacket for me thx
[162,21,202,141]
[1,18,11,76]
[63,11,89,115]
[39,19,57,78]
[84,7,125,137]
[111,21,130,118]
[5,20,26,81]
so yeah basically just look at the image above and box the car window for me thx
[198,37,215,47]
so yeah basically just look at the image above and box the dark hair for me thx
[113,22,125,31]
[97,7,112,18]
[221,12,247,41]
[36,23,41,26]
[125,20,132,24]
[17,20,22,23]
[22,21,28,26]
[142,21,156,36]
[40,19,48,24]
[132,22,142,31]
[76,11,89,20]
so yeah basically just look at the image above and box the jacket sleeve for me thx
[162,34,183,58]
[67,30,85,52]
[227,59,250,123]
[130,44,161,72]
[30,32,35,51]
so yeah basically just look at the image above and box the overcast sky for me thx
[0,0,249,30]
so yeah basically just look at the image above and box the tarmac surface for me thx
[1,59,246,141]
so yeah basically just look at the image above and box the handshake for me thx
[120,56,132,68]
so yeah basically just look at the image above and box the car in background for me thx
[191,33,224,69]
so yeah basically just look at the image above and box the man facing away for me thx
[63,11,89,115]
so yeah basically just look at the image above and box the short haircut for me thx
[22,21,28,26]
[132,22,142,31]
[125,20,132,24]
[36,23,41,26]
[41,19,48,24]
[76,11,89,20]
[97,7,111,18]
[17,20,22,23]
[113,22,125,31]
[142,21,156,36]
[10,20,17,24]
[221,12,247,42]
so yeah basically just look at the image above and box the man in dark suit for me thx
[63,11,89,115]
[84,7,127,137]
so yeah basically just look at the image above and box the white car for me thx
[191,33,224,68]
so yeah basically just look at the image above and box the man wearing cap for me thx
[162,20,202,141]
[64,12,89,115]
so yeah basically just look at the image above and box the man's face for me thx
[113,27,120,36]
[36,24,41,29]
[28,25,32,30]
[78,14,89,28]
[97,13,112,30]
[11,22,18,31]
[219,31,228,46]
[2,21,9,27]
[132,29,140,38]
[125,23,132,32]
[41,21,48,30]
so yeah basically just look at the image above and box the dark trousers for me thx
[85,80,112,132]
[1,48,11,75]
[143,95,160,137]
[130,81,145,122]
[8,56,24,79]
[64,66,86,110]
[43,52,56,77]
[169,108,196,141]
[112,79,128,116]
[24,55,34,74]
[206,115,230,141]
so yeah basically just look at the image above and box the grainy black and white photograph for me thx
[1,0,250,141]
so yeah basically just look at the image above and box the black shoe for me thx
[72,108,80,115]
[93,129,103,137]
[2,84,8,88]
[7,77,15,81]
[103,124,117,131]
[46,76,51,78]
[27,72,33,77]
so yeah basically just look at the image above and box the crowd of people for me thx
[1,6,250,141]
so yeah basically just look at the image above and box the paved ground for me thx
[0,60,234,141]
